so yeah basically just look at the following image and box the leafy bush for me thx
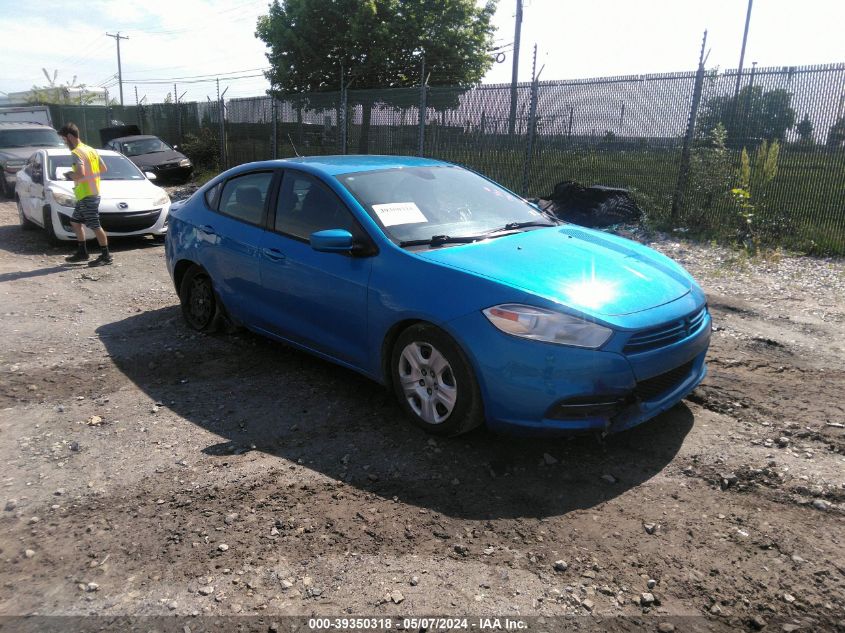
[180,127,219,172]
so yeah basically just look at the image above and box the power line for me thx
[122,67,269,82]
[130,73,267,85]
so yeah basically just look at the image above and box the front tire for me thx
[17,198,36,230]
[391,324,483,436]
[43,207,61,246]
[179,265,219,332]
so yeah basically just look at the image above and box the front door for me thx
[257,170,373,367]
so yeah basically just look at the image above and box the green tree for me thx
[697,85,796,148]
[827,117,845,148]
[795,112,813,145]
[255,0,496,153]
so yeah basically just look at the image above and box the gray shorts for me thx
[71,196,102,230]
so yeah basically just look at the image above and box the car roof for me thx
[241,154,451,177]
[0,122,56,130]
[110,135,162,142]
[44,148,121,157]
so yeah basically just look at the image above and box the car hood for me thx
[129,150,187,168]
[51,179,163,201]
[0,147,39,161]
[415,226,694,317]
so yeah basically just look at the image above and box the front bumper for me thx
[53,205,169,239]
[446,308,711,436]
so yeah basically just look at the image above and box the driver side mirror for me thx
[145,172,157,180]
[310,229,354,253]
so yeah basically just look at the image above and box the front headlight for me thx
[51,190,77,208]
[482,303,612,349]
[153,192,170,206]
[178,159,192,167]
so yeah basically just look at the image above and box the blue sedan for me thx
[165,156,710,436]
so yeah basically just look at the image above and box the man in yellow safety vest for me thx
[59,123,112,266]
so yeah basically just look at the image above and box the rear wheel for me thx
[17,198,36,230]
[391,324,483,436]
[179,265,219,332]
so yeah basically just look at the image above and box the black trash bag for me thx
[536,180,642,228]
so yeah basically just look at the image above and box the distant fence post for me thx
[271,93,278,159]
[521,45,540,197]
[672,31,708,219]
[418,55,426,156]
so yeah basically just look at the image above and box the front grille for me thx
[100,209,162,232]
[624,307,707,354]
[635,361,693,401]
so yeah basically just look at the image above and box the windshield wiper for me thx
[481,220,559,236]
[399,234,484,247]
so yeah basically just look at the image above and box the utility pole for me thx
[106,32,129,106]
[508,0,523,136]
[733,0,753,100]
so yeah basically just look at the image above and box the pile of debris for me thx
[535,181,642,228]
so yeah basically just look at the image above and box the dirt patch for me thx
[0,199,843,631]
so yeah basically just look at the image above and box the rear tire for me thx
[179,265,220,332]
[390,323,484,436]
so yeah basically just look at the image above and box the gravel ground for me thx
[0,194,843,632]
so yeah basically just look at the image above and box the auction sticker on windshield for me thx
[372,202,427,226]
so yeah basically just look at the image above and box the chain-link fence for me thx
[42,62,845,253]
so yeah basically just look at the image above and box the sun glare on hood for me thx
[562,262,619,310]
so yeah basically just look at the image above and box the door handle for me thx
[262,247,286,262]
[199,224,217,236]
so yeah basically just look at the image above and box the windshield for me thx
[120,137,172,156]
[337,165,552,245]
[0,128,64,149]
[48,154,146,181]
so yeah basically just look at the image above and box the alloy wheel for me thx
[397,341,458,425]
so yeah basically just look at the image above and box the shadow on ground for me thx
[97,307,693,520]
[0,224,162,256]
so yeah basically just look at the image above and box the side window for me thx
[275,171,359,240]
[204,181,222,209]
[217,171,273,225]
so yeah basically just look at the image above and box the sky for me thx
[0,0,843,105]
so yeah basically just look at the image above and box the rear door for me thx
[257,169,374,366]
[194,169,278,325]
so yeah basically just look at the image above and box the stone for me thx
[224,513,238,525]
[777,437,790,448]
[600,474,617,484]
[640,593,655,606]
[4,500,16,511]
[28,516,40,525]
[720,473,738,490]
[168,601,178,611]
[750,615,767,630]
[454,544,468,556]
[658,624,675,633]
[553,560,568,572]
[783,593,795,603]
[198,586,214,595]
[86,582,99,592]
[543,453,558,465]
[218,544,229,551]
[710,604,722,615]
[647,578,657,589]
[24,549,35,558]
[581,599,594,612]
[390,590,404,604]
[643,523,657,535]
[410,576,419,586]
[812,499,831,511]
